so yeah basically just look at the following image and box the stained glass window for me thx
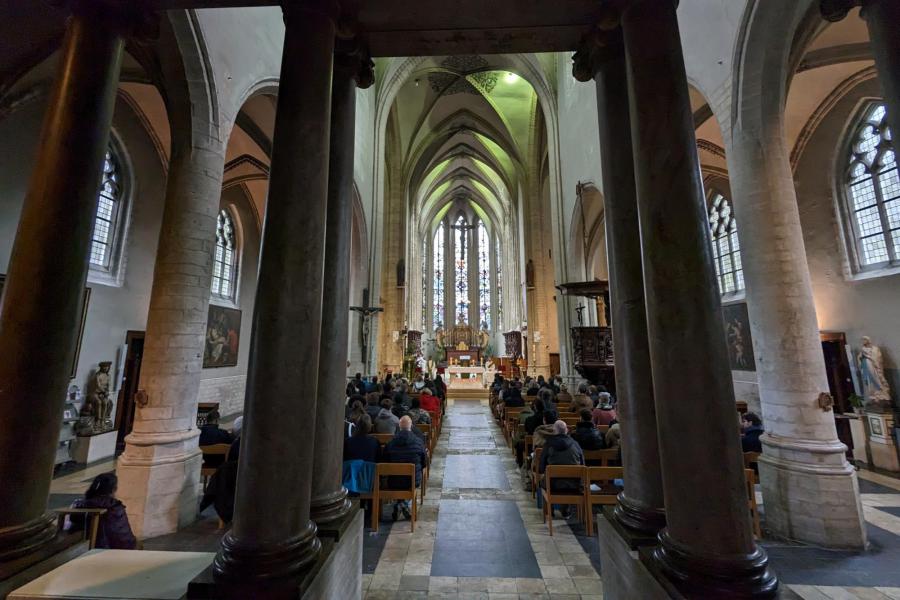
[708,193,744,294]
[89,149,122,269]
[454,215,469,323]
[843,102,898,269]
[422,237,428,330]
[433,222,445,329]
[478,221,491,330]
[496,236,503,325]
[211,209,238,299]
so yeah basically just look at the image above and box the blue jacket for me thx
[342,460,376,494]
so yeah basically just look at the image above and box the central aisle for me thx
[363,396,604,599]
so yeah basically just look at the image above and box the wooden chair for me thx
[558,412,578,420]
[541,465,586,536]
[584,448,619,466]
[375,463,419,532]
[504,408,523,445]
[524,435,534,458]
[743,451,760,469]
[358,470,380,530]
[562,417,579,431]
[55,508,107,549]
[584,466,624,536]
[596,424,610,435]
[199,443,231,490]
[746,468,762,539]
[372,433,394,446]
[530,447,543,499]
[417,423,435,454]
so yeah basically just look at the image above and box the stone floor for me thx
[48,400,900,600]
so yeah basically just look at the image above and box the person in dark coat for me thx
[539,421,585,518]
[199,410,234,446]
[365,392,383,421]
[72,473,137,549]
[504,386,525,408]
[381,416,428,521]
[741,412,765,453]
[344,414,380,463]
[199,440,240,524]
[571,409,605,451]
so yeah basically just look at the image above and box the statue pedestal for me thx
[71,430,117,465]
[864,411,900,472]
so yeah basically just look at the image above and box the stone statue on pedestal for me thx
[858,336,892,412]
[80,361,114,434]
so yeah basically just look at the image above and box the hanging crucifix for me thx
[350,287,383,369]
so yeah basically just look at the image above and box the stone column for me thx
[822,0,900,135]
[572,33,666,540]
[0,3,136,562]
[621,0,777,596]
[310,40,374,528]
[213,2,336,595]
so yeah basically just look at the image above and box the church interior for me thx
[1,0,900,598]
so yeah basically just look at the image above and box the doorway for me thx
[115,330,145,456]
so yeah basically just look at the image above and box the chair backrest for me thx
[531,447,543,473]
[417,423,431,436]
[524,435,534,453]
[200,443,231,456]
[744,467,756,497]
[558,412,578,420]
[585,466,624,502]
[596,424,610,434]
[377,462,416,495]
[545,465,586,496]
[743,452,760,468]
[584,448,618,466]
[372,433,394,446]
[562,417,579,430]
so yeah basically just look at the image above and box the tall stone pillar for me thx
[572,33,666,540]
[822,0,900,134]
[621,0,777,596]
[310,40,374,528]
[0,3,138,562]
[213,2,336,596]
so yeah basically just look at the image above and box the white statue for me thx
[426,357,436,379]
[858,336,892,411]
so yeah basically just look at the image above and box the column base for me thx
[759,433,867,549]
[650,530,778,598]
[310,487,353,534]
[612,493,666,545]
[115,430,203,539]
[0,514,56,563]
[211,520,321,598]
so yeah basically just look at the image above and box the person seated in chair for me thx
[199,410,234,446]
[571,408,605,451]
[503,385,525,408]
[539,420,585,518]
[555,384,573,408]
[365,391,383,421]
[532,409,559,449]
[419,387,440,414]
[344,414,380,463]
[569,383,594,413]
[71,473,137,549]
[741,412,765,453]
[374,398,400,434]
[591,395,618,427]
[199,438,241,525]
[382,416,428,521]
[407,397,432,426]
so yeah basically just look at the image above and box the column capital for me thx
[571,28,623,83]
[50,0,159,40]
[335,38,375,89]
[819,0,861,22]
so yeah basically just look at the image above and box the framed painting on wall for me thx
[0,274,90,379]
[722,302,756,372]
[203,305,241,368]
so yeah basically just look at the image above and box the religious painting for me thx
[203,305,241,368]
[0,274,90,379]
[722,302,756,372]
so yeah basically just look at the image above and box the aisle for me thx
[363,397,604,599]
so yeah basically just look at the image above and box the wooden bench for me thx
[199,443,231,490]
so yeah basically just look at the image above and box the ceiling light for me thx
[505,72,518,83]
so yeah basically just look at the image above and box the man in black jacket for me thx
[571,409,605,451]
[741,412,765,453]
[540,420,585,518]
[382,416,428,521]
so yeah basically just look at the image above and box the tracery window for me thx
[842,102,898,270]
[495,236,503,326]
[477,221,491,330]
[454,215,469,323]
[422,237,428,330]
[211,209,238,300]
[708,192,744,294]
[432,222,445,329]
[89,149,123,270]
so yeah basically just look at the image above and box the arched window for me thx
[211,209,239,300]
[89,148,124,272]
[708,192,744,294]
[477,221,491,330]
[454,215,469,323]
[495,235,503,326]
[842,102,898,270]
[432,222,445,330]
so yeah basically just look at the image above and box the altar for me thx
[447,365,489,389]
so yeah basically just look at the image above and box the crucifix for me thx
[350,287,383,370]
[574,303,586,326]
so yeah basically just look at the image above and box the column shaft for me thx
[0,8,123,561]
[214,4,335,593]
[621,0,776,595]
[309,44,365,525]
[591,42,666,538]
[863,0,900,135]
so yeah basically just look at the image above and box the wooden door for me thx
[115,331,145,456]
[549,353,561,379]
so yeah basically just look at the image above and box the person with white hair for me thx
[538,419,585,518]
[381,415,428,521]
